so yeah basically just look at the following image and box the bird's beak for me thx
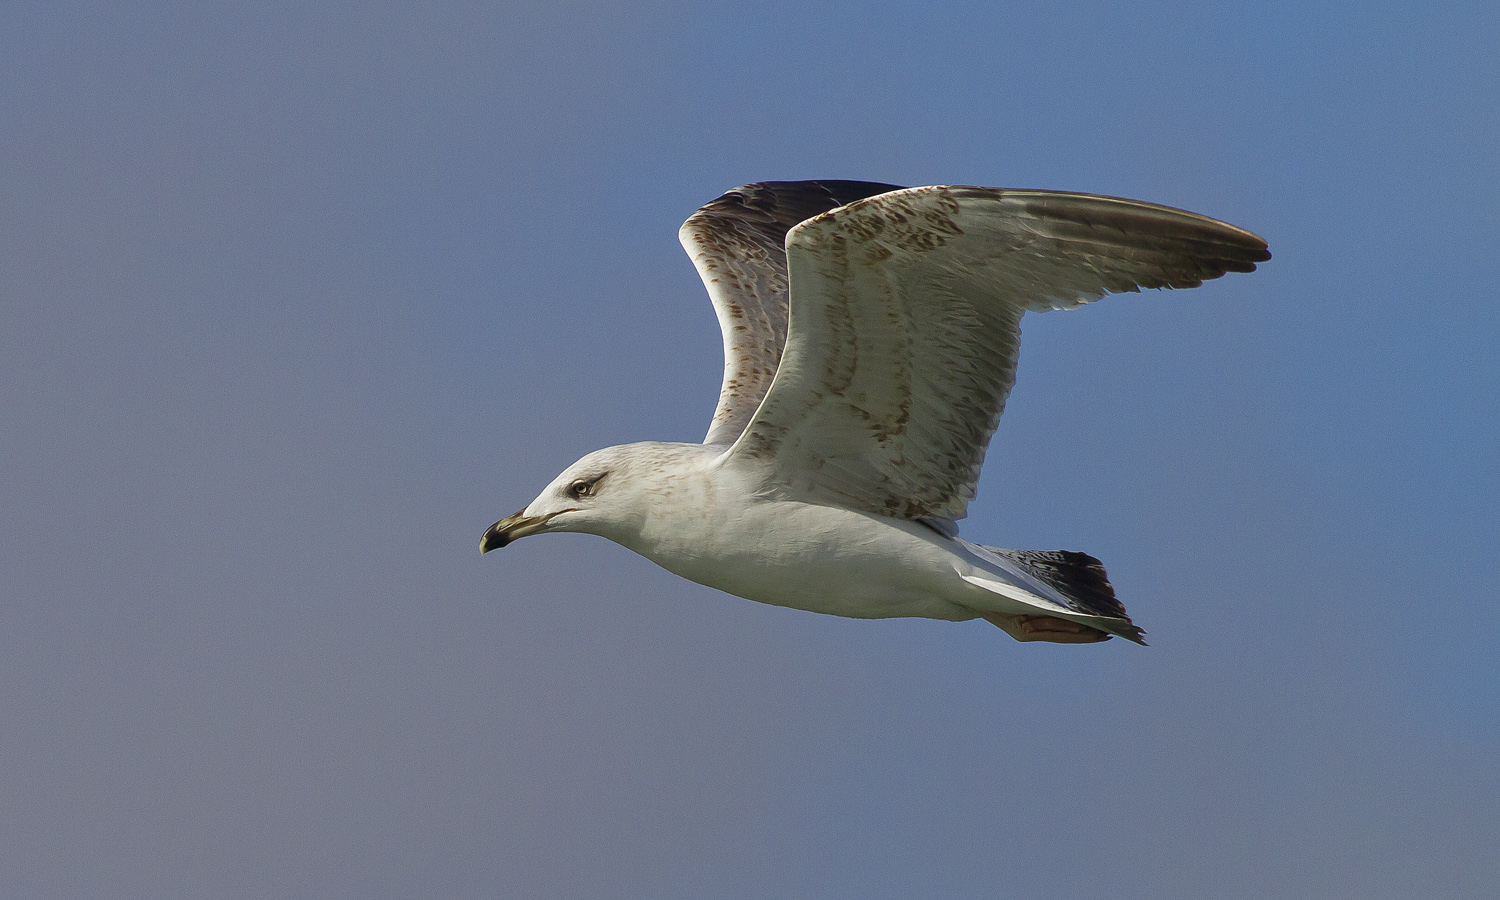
[480,508,556,553]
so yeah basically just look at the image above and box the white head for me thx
[480,441,707,553]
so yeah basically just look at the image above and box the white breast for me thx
[623,467,983,621]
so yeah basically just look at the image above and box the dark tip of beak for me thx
[481,507,547,554]
[479,520,512,554]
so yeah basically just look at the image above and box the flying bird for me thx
[482,181,1269,644]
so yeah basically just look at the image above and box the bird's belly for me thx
[634,500,979,621]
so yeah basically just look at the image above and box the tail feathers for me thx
[981,548,1144,643]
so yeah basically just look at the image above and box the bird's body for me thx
[569,441,1136,638]
[484,181,1269,644]
[594,442,977,622]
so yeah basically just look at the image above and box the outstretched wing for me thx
[722,186,1270,525]
[680,180,905,446]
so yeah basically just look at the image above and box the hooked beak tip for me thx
[481,507,546,555]
[479,524,510,554]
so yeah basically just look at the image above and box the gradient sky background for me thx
[4,2,1498,897]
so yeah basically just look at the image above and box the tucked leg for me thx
[978,611,1112,643]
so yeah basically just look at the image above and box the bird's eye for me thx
[567,479,595,499]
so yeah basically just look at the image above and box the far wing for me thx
[723,186,1270,524]
[679,181,904,446]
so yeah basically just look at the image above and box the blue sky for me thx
[4,2,1497,897]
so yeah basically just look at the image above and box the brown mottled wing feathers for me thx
[724,186,1270,524]
[680,181,905,446]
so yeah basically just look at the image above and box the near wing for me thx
[680,180,904,446]
[722,185,1271,524]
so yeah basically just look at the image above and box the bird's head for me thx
[480,442,705,553]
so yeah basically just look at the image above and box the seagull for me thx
[482,181,1268,643]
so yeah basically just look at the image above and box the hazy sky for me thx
[4,2,1497,897]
